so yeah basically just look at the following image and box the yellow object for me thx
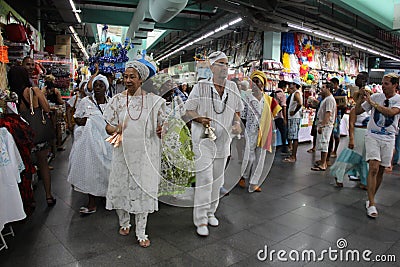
[282,53,291,73]
[257,94,281,152]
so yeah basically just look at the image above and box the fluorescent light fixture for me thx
[353,43,367,50]
[287,22,312,33]
[157,17,242,62]
[334,36,352,45]
[215,24,229,33]
[370,68,386,72]
[228,17,242,26]
[367,48,380,55]
[69,26,89,59]
[313,31,333,39]
[69,0,81,23]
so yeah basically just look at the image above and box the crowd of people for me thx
[4,52,400,249]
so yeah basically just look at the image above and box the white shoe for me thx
[196,225,209,236]
[208,216,219,227]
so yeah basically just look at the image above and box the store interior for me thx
[2,0,400,265]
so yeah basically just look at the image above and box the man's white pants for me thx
[193,156,228,227]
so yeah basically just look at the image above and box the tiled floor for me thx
[1,137,400,266]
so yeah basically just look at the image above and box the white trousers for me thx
[193,156,227,227]
[116,209,148,241]
[242,132,266,186]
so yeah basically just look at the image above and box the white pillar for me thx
[263,32,281,61]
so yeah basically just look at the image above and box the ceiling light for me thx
[69,26,88,60]
[313,31,333,39]
[334,36,352,45]
[215,24,229,33]
[69,0,82,23]
[287,22,312,33]
[353,43,367,50]
[156,17,242,62]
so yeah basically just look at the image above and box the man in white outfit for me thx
[185,51,243,236]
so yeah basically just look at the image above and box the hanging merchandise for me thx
[88,38,131,74]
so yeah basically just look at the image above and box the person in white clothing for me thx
[283,78,303,163]
[103,61,166,247]
[185,51,243,237]
[239,70,281,192]
[311,83,336,171]
[355,73,400,218]
[67,75,112,214]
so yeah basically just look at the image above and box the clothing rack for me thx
[0,226,15,251]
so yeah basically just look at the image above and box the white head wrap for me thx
[84,82,92,97]
[208,51,228,65]
[125,60,150,81]
[78,79,88,91]
[92,74,109,90]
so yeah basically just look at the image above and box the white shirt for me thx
[185,78,244,158]
[317,95,336,127]
[288,90,303,119]
[362,93,400,141]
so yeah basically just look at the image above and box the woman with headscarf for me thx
[103,61,166,248]
[7,66,56,207]
[67,74,112,214]
[239,70,281,192]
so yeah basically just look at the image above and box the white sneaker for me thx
[208,216,219,227]
[196,225,209,236]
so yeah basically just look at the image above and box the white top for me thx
[242,93,264,134]
[362,93,400,141]
[103,93,166,213]
[67,97,112,197]
[185,78,244,158]
[67,94,82,109]
[354,111,371,127]
[317,95,336,127]
[0,128,26,231]
[288,90,303,119]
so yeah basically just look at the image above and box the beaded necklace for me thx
[211,88,228,114]
[126,89,144,121]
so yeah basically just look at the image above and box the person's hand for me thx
[290,111,295,116]
[364,90,371,104]
[232,122,242,134]
[196,117,212,127]
[156,125,162,139]
[318,127,323,134]
[348,141,354,149]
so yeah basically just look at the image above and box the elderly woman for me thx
[239,71,281,192]
[103,61,165,248]
[67,74,112,214]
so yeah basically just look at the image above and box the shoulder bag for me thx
[20,88,55,145]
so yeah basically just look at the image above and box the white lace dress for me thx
[67,97,112,196]
[103,93,165,214]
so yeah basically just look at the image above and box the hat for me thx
[292,77,301,86]
[208,51,228,65]
[250,70,267,86]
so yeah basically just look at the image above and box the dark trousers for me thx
[275,118,288,151]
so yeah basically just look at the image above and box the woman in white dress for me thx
[67,75,112,214]
[103,61,165,248]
